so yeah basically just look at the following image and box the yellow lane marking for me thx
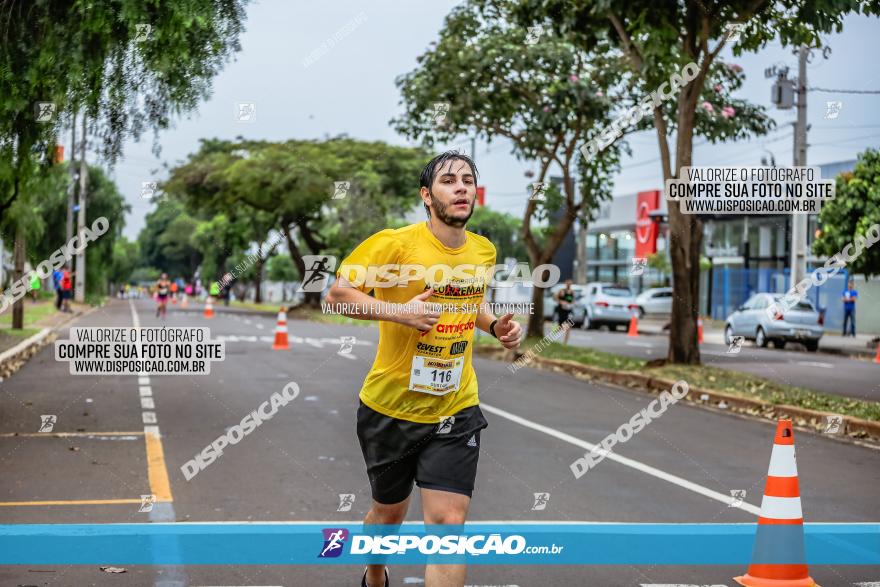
[0,498,169,507]
[0,431,145,438]
[144,427,173,502]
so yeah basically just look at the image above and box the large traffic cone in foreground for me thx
[204,297,214,319]
[734,419,818,587]
[697,317,704,344]
[272,307,289,350]
[627,313,639,337]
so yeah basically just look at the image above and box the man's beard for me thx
[429,192,474,228]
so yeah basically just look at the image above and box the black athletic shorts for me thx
[557,307,571,325]
[356,400,489,504]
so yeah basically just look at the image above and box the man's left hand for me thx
[494,313,522,349]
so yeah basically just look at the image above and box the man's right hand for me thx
[398,288,441,332]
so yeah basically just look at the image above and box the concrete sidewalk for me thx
[636,316,879,359]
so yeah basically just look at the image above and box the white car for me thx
[634,287,673,318]
[581,282,638,330]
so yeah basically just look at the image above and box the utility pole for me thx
[74,116,88,303]
[66,112,77,243]
[789,45,809,287]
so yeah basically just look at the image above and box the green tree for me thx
[267,254,298,283]
[109,238,140,286]
[0,0,247,219]
[138,200,202,278]
[814,149,880,278]
[164,137,428,305]
[498,0,878,362]
[467,206,528,262]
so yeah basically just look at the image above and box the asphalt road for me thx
[560,326,880,401]
[1,298,878,586]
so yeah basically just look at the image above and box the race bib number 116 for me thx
[408,355,464,396]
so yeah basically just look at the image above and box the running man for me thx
[554,278,576,345]
[326,151,522,587]
[155,273,171,318]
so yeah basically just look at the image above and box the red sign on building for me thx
[635,190,660,257]
[476,186,485,206]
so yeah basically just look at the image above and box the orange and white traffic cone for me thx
[734,419,818,587]
[697,317,704,344]
[873,342,880,365]
[272,307,289,350]
[171,295,177,305]
[627,313,639,337]
[181,295,188,309]
[204,297,214,319]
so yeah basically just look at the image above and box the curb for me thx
[0,305,95,380]
[632,325,877,359]
[478,346,880,445]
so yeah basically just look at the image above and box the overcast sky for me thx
[94,0,880,240]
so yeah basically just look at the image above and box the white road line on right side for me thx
[479,402,763,516]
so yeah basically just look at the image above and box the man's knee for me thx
[370,500,408,524]
[424,504,468,526]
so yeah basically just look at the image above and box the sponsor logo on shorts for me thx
[437,416,455,434]
[318,528,348,558]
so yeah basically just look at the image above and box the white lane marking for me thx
[239,335,257,342]
[795,360,834,369]
[142,411,157,424]
[138,376,150,385]
[141,397,156,410]
[255,323,264,330]
[640,584,728,587]
[139,386,152,397]
[479,402,762,516]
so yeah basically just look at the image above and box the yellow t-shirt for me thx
[336,221,497,423]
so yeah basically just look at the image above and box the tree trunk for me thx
[527,284,545,339]
[11,227,25,329]
[254,254,263,304]
[284,224,320,307]
[666,94,703,365]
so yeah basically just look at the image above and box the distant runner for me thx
[155,273,171,318]
[326,151,522,587]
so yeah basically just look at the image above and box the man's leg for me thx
[363,495,411,587]
[849,310,856,336]
[422,488,470,587]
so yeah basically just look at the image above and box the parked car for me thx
[581,282,637,330]
[724,293,824,351]
[634,287,673,318]
[542,284,587,327]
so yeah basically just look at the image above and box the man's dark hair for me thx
[419,150,479,217]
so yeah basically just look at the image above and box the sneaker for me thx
[361,566,389,587]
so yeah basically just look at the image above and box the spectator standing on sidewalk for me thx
[842,278,858,337]
[52,268,63,310]
[60,266,74,313]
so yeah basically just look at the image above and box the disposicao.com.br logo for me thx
[318,528,562,558]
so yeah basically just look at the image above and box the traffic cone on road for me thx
[627,313,639,337]
[873,342,880,365]
[181,295,188,309]
[734,419,818,587]
[697,317,704,344]
[272,307,289,350]
[171,295,177,305]
[204,297,214,319]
